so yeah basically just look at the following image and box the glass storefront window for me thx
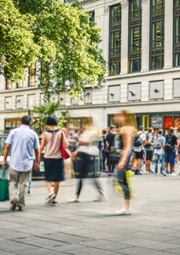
[174,114,180,129]
[5,120,11,130]
[164,115,173,129]
[150,115,163,130]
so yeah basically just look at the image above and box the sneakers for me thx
[51,200,58,206]
[93,190,107,202]
[170,173,177,177]
[67,196,80,203]
[45,193,55,204]
[10,198,18,211]
[135,170,142,175]
[28,190,30,195]
[115,206,131,215]
[162,170,167,176]
[149,170,154,174]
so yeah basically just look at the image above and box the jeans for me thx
[155,154,164,173]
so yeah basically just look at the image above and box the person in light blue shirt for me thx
[3,116,40,211]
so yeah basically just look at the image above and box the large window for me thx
[129,0,142,73]
[28,63,36,87]
[174,0,180,67]
[150,0,165,70]
[109,4,121,76]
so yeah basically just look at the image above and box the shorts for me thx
[146,151,153,161]
[135,150,143,159]
[164,151,176,166]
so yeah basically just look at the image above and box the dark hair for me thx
[75,129,78,133]
[47,115,58,126]
[22,116,32,126]
[169,127,174,134]
[139,126,144,131]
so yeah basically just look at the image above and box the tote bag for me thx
[0,168,9,201]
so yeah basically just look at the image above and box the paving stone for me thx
[122,239,180,251]
[120,247,175,255]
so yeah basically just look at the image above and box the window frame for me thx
[129,0,142,73]
[150,0,165,70]
[174,1,180,67]
[109,4,121,76]
[28,63,37,87]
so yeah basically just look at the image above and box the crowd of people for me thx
[99,124,180,177]
[2,112,180,215]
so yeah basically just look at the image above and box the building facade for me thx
[0,0,180,134]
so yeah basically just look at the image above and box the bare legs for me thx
[45,181,60,199]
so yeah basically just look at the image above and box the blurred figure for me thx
[40,115,68,206]
[114,110,136,215]
[68,123,107,203]
[154,129,165,174]
[164,127,177,176]
[3,116,40,211]
[145,128,154,173]
[106,125,116,173]
[102,129,108,172]
[134,126,146,175]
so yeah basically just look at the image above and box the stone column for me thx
[164,0,173,69]
[141,0,150,72]
[121,1,129,74]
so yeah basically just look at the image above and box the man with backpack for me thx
[134,126,146,175]
[145,128,154,173]
[164,127,177,176]
[154,129,165,174]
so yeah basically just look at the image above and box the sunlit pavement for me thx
[1,163,180,255]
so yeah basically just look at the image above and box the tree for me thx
[0,0,40,81]
[1,0,106,100]
[32,101,72,134]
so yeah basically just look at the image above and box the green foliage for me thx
[0,0,40,81]
[32,100,71,133]
[1,0,107,100]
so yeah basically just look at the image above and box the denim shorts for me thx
[164,151,176,166]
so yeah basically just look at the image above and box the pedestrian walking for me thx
[106,125,116,173]
[113,110,136,215]
[40,115,68,206]
[102,129,108,172]
[2,116,40,211]
[154,129,165,174]
[68,126,107,203]
[164,127,177,176]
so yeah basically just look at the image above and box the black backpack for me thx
[165,134,174,152]
[144,133,154,149]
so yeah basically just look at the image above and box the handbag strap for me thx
[1,167,7,179]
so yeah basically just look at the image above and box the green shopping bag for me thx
[0,168,9,201]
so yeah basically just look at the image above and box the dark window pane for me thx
[155,56,161,69]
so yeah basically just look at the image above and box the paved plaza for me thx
[1,164,180,255]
